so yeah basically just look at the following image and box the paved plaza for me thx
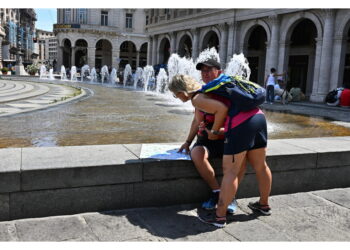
[0,77,86,117]
[0,188,349,241]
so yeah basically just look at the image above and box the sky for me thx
[35,8,57,32]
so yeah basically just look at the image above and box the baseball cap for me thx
[196,59,221,70]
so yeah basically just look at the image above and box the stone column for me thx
[87,47,95,68]
[57,46,64,69]
[147,37,153,65]
[219,23,228,68]
[277,41,289,75]
[112,49,120,69]
[191,28,200,60]
[226,21,236,62]
[170,32,177,54]
[152,35,158,65]
[265,15,280,74]
[329,36,347,90]
[312,9,335,102]
[136,50,140,68]
[71,46,76,67]
[310,38,323,101]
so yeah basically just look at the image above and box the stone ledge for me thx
[0,136,349,221]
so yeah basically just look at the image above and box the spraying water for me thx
[123,64,133,87]
[70,66,78,81]
[134,67,143,89]
[110,68,117,84]
[60,65,67,81]
[142,65,154,91]
[90,67,98,83]
[101,65,109,84]
[49,69,54,80]
[167,54,201,83]
[39,65,47,79]
[156,68,168,94]
[81,65,90,82]
[225,53,251,80]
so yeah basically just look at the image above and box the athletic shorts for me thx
[224,113,267,155]
[191,138,224,159]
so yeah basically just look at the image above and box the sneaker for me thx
[248,201,271,215]
[201,192,219,210]
[226,199,238,214]
[198,211,226,228]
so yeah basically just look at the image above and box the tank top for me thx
[266,73,276,86]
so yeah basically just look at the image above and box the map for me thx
[140,143,191,160]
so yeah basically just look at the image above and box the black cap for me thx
[196,59,221,70]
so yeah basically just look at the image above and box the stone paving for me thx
[0,78,86,117]
[0,188,349,241]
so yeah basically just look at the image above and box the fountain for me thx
[109,68,117,84]
[39,65,47,79]
[70,66,78,81]
[225,53,251,80]
[49,68,55,80]
[156,68,168,94]
[123,64,133,87]
[81,65,90,82]
[133,67,143,89]
[90,67,98,83]
[142,65,154,91]
[167,54,201,83]
[60,66,67,81]
[101,65,109,84]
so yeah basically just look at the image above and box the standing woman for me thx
[169,74,272,228]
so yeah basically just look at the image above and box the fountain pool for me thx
[0,82,350,148]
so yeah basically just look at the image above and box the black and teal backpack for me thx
[200,74,266,116]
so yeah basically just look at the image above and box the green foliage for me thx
[1,67,9,73]
[26,64,39,74]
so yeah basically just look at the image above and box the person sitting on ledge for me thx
[176,59,246,215]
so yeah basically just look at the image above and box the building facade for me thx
[145,9,350,102]
[54,8,148,71]
[0,8,36,68]
[35,29,54,65]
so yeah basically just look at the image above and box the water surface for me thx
[1,83,350,148]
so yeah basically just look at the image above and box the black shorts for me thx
[191,138,224,159]
[224,113,267,155]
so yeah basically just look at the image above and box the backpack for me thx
[325,88,343,105]
[200,74,266,116]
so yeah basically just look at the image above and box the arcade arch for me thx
[201,31,219,52]
[119,41,137,70]
[159,37,170,64]
[246,25,267,83]
[287,18,317,96]
[62,39,72,68]
[95,39,112,69]
[74,39,88,68]
[178,34,192,58]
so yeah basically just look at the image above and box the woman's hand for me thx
[178,141,191,154]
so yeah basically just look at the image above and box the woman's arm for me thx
[177,108,202,154]
[191,93,228,138]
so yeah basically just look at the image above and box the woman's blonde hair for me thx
[168,74,202,94]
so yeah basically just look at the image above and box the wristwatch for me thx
[210,129,220,135]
